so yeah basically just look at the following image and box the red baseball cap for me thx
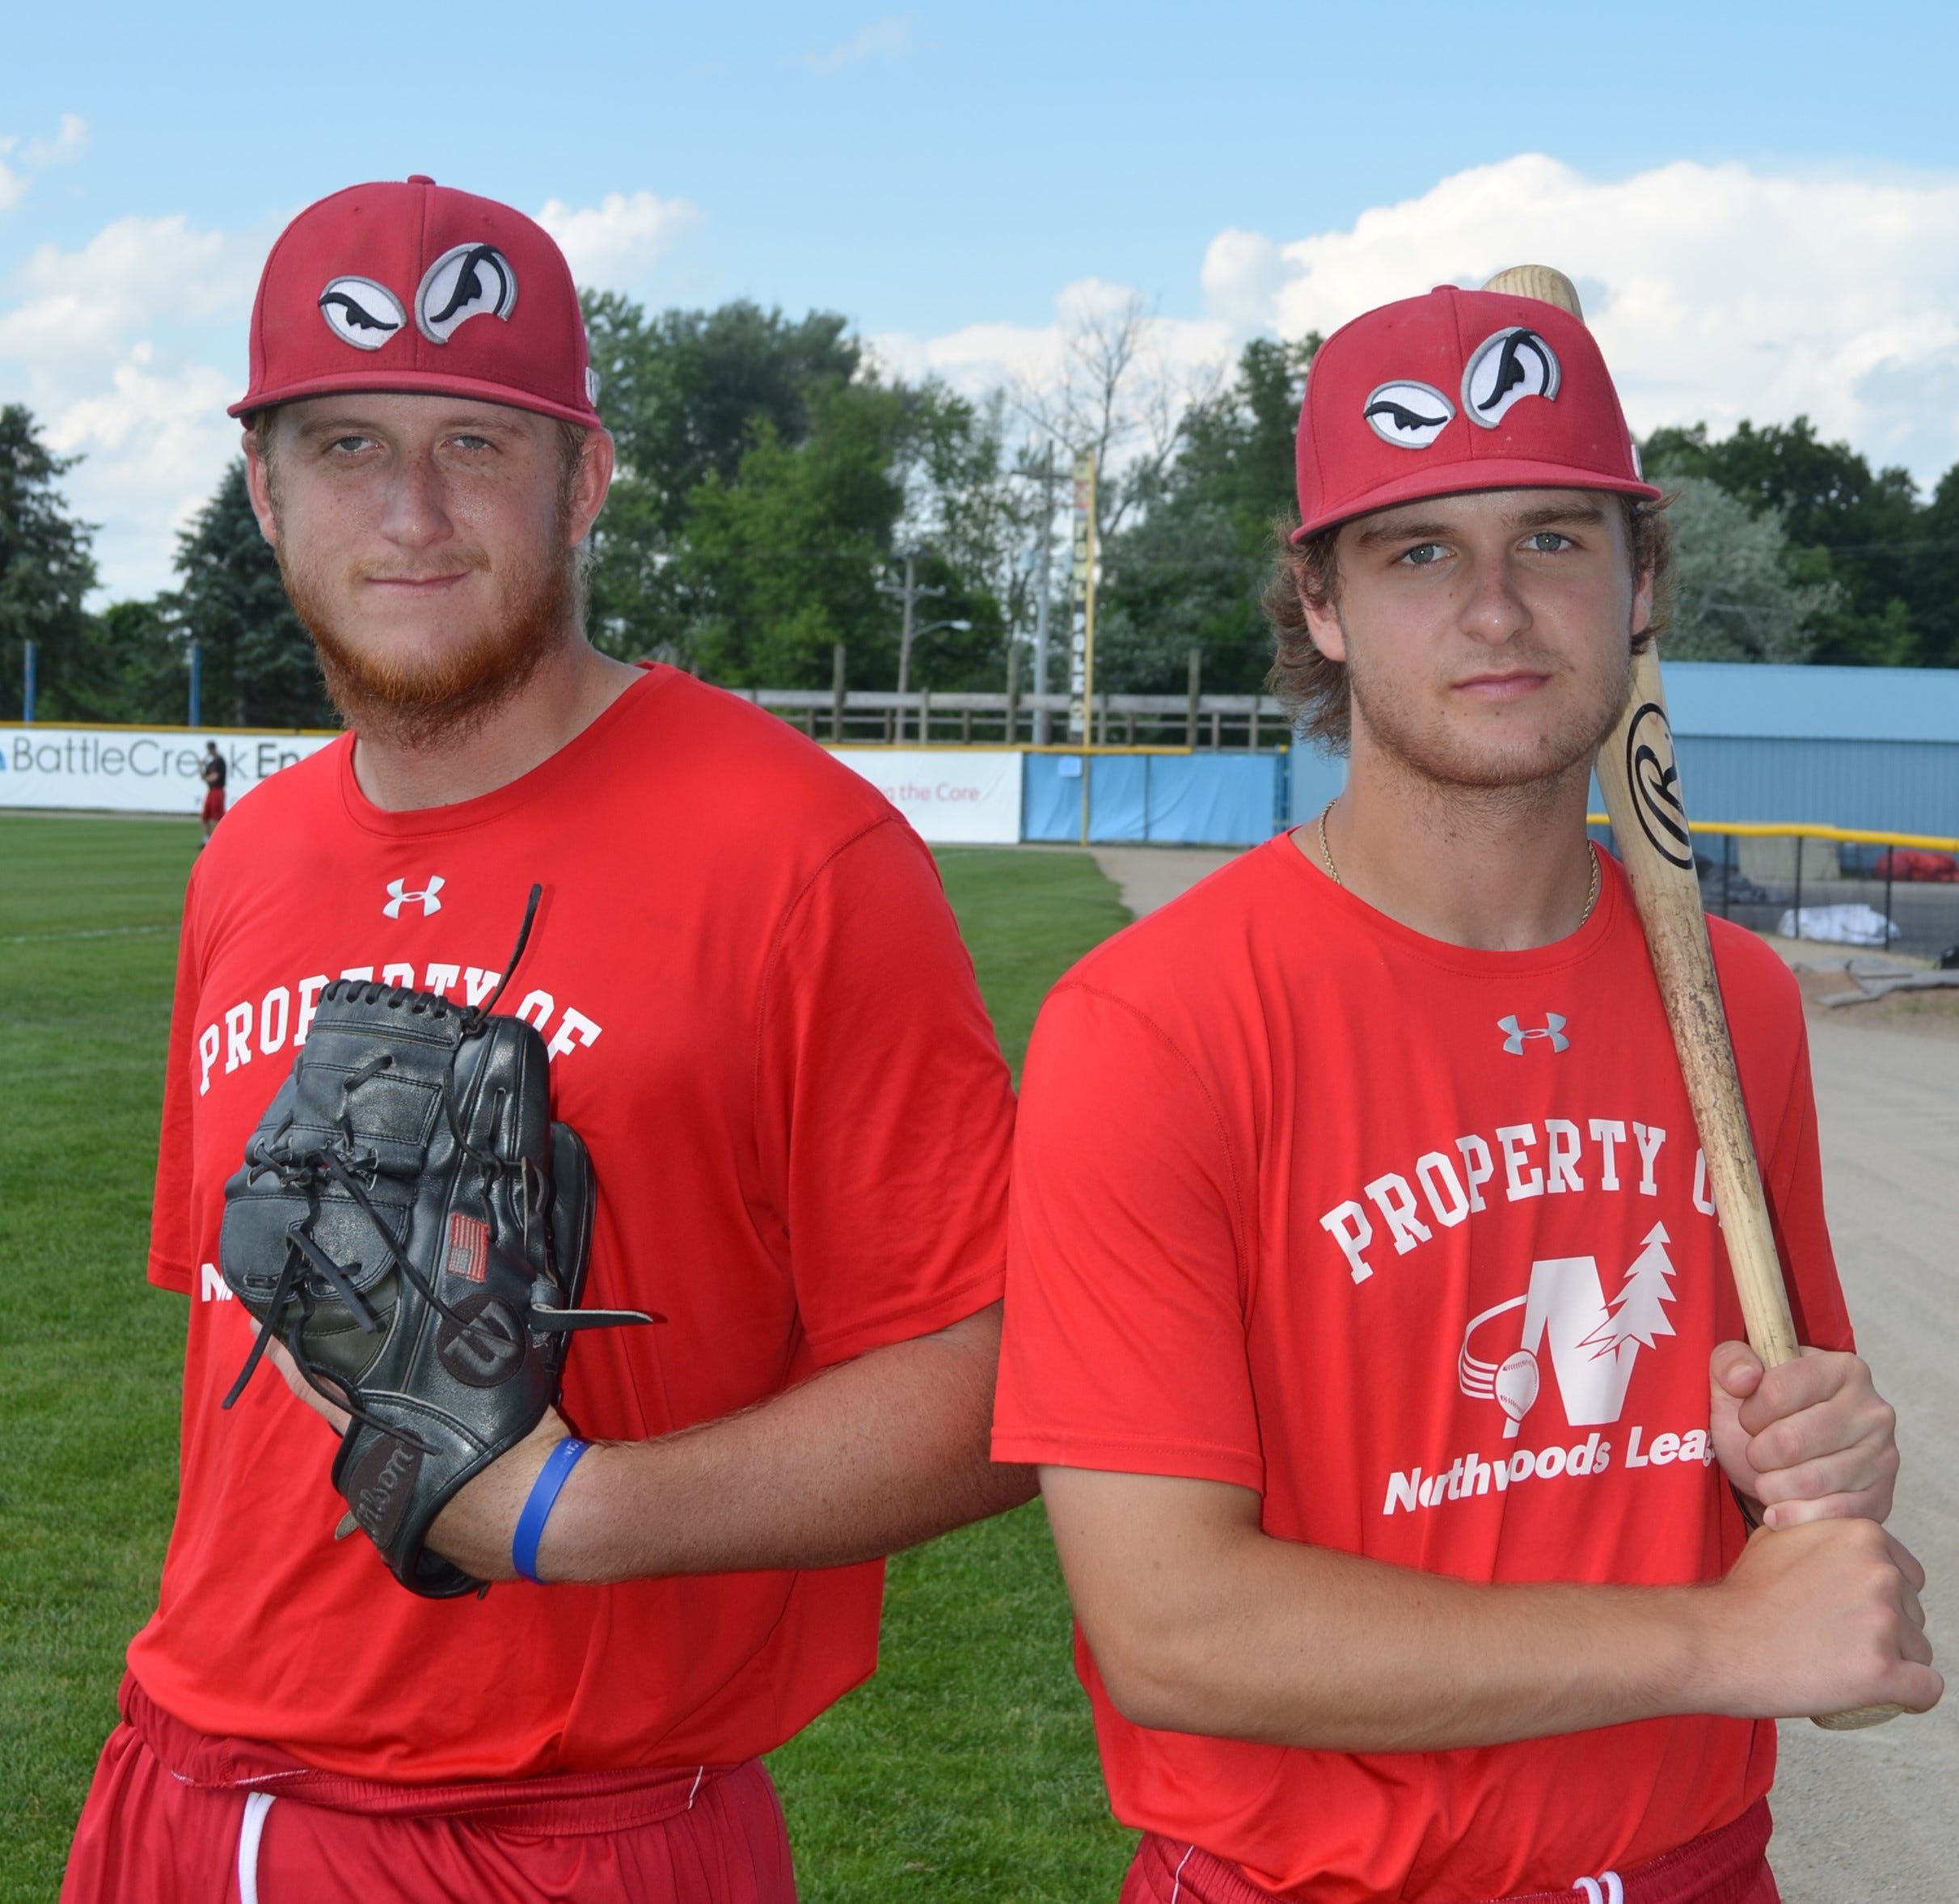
[230,176,601,429]
[1293,284,1658,541]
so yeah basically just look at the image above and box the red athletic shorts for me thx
[1118,1800,1778,1904]
[61,1675,796,1903]
[201,786,226,822]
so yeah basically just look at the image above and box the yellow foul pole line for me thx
[1070,454,1098,846]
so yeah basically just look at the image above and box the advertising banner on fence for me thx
[0,724,339,815]
[831,747,1023,844]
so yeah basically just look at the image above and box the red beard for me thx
[281,530,578,750]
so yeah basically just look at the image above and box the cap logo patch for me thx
[319,277,406,351]
[1462,327,1560,429]
[1362,380,1456,450]
[415,243,517,344]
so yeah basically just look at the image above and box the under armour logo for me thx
[383,876,445,918]
[1498,1013,1568,1054]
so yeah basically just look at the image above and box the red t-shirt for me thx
[993,834,1849,1904]
[135,665,1015,1782]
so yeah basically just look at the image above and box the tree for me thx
[675,381,905,687]
[175,460,332,728]
[582,297,864,661]
[0,403,98,718]
[61,598,189,724]
[1094,334,1319,693]
[1653,475,1839,663]
[577,293,1021,689]
[1905,462,1959,669]
[1643,418,1923,665]
[1582,1223,1679,1359]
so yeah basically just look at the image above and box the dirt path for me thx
[1089,844,1248,918]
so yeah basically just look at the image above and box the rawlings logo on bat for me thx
[1623,702,1695,870]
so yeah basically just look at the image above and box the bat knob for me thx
[1811,1702,1906,1731]
[1481,264,1584,321]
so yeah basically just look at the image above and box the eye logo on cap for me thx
[318,277,406,351]
[1462,327,1560,429]
[416,243,517,344]
[1362,381,1456,450]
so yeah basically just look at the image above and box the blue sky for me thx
[6,2,1959,597]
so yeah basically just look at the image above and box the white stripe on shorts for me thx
[237,1790,274,1904]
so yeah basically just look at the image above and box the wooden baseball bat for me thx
[1483,265,1900,1729]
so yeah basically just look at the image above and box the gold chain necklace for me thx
[1315,800,1602,927]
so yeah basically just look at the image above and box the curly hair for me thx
[1264,493,1676,751]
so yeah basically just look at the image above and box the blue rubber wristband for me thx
[511,1437,590,1584]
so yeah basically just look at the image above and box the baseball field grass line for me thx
[0,819,1135,1902]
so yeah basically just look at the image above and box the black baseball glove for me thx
[218,888,652,1598]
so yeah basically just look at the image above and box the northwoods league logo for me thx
[1458,1225,1679,1436]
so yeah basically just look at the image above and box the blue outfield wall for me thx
[1024,750,1289,845]
[1288,661,1959,838]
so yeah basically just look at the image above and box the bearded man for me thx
[62,177,1029,1903]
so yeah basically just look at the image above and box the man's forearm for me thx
[1088,1528,1704,1751]
[1043,1468,1935,1752]
[435,1303,1034,1583]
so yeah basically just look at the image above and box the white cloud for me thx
[869,276,1236,402]
[0,115,90,217]
[1203,153,1959,486]
[792,13,919,74]
[535,189,699,290]
[26,114,88,167]
[0,210,267,599]
[0,214,254,364]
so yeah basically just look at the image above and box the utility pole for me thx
[896,548,918,744]
[188,639,201,728]
[22,639,36,722]
[1030,448,1058,744]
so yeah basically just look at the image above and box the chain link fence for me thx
[1593,821,1959,963]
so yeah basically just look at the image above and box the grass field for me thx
[0,817,1135,1902]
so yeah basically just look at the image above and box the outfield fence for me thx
[11,720,1959,942]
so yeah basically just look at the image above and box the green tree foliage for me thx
[173,460,333,728]
[0,403,98,718]
[678,382,904,686]
[584,296,865,661]
[1095,336,1319,693]
[1653,475,1839,663]
[68,599,189,724]
[583,293,1015,689]
[1642,418,1928,665]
